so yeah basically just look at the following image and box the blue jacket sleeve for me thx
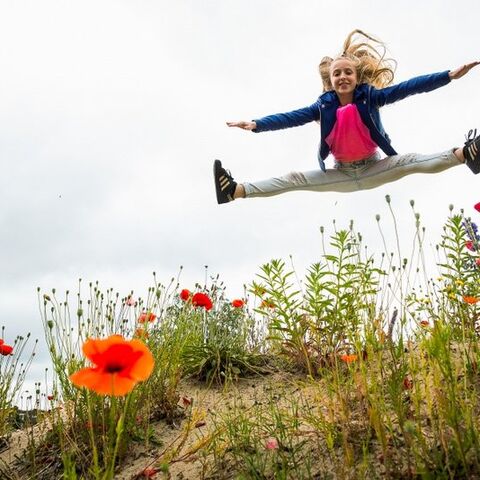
[372,71,451,107]
[253,103,320,132]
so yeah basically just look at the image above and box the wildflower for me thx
[47,395,54,401]
[403,377,413,390]
[231,299,245,308]
[125,296,136,306]
[70,334,154,396]
[138,312,156,323]
[180,289,191,301]
[252,285,266,297]
[265,438,279,450]
[0,343,13,355]
[465,240,476,252]
[463,218,480,250]
[260,299,275,309]
[141,467,158,478]
[463,296,480,304]
[475,202,480,213]
[134,328,149,339]
[340,354,358,363]
[476,259,480,268]
[191,292,213,311]
[419,320,430,328]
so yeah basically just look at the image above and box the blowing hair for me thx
[319,29,396,92]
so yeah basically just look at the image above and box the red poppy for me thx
[134,328,149,339]
[141,467,158,478]
[47,395,54,401]
[191,292,213,311]
[340,354,358,363]
[419,320,430,328]
[138,312,156,323]
[0,344,13,355]
[231,299,245,308]
[180,289,191,301]
[70,335,154,396]
[474,202,480,213]
[403,377,413,390]
[0,339,4,345]
[265,438,279,450]
[465,240,476,252]
[463,296,480,304]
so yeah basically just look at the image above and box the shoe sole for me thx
[465,135,480,174]
[467,161,480,175]
[213,159,229,204]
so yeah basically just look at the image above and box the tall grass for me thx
[2,201,480,479]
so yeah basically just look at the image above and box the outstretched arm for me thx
[449,61,480,80]
[374,62,479,107]
[226,103,320,133]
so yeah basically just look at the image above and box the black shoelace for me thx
[465,128,478,144]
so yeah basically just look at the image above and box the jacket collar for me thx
[353,83,368,101]
[321,83,368,104]
[320,90,338,105]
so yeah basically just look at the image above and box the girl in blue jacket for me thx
[214,30,479,204]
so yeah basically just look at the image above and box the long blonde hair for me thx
[319,29,396,92]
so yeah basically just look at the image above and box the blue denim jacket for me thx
[253,71,451,171]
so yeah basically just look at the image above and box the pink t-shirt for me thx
[325,103,378,162]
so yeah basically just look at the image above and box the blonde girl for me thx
[214,30,479,204]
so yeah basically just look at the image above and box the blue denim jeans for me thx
[243,149,461,197]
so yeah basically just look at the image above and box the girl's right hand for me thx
[226,121,257,130]
[449,61,480,79]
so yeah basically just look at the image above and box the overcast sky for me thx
[1,0,479,389]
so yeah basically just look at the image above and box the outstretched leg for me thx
[240,148,463,198]
[213,158,372,202]
[213,142,471,203]
[352,149,462,191]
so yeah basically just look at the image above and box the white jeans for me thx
[243,149,461,198]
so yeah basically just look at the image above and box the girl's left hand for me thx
[449,61,480,80]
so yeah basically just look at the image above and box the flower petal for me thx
[83,335,125,363]
[127,339,155,381]
[70,367,137,396]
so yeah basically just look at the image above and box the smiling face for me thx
[330,58,358,102]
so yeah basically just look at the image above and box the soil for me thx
[0,370,315,480]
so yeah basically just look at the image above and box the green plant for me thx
[180,284,264,385]
[252,227,382,376]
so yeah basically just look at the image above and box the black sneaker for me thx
[464,129,480,174]
[214,159,237,204]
